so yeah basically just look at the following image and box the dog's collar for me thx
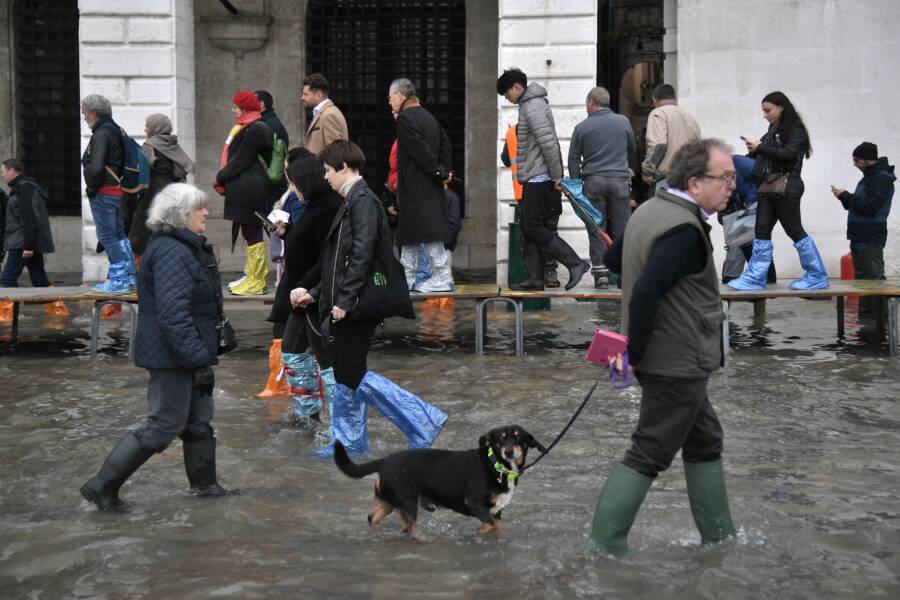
[487,446,520,482]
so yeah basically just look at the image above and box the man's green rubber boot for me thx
[587,462,653,554]
[684,459,737,544]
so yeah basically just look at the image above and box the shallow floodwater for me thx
[1,295,898,599]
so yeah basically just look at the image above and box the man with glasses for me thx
[587,139,738,554]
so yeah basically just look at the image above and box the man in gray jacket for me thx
[569,87,635,288]
[497,68,589,291]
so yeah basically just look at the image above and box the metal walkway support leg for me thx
[721,300,730,361]
[1,302,20,351]
[888,297,899,357]
[836,296,845,338]
[474,297,525,356]
[91,300,138,361]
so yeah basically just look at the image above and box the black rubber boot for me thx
[183,437,237,497]
[545,237,591,291]
[80,432,155,512]
[510,241,545,291]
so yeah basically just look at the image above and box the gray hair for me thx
[587,87,610,107]
[80,94,112,118]
[146,183,208,232]
[666,138,733,190]
[389,78,416,97]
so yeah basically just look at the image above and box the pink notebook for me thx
[586,328,628,366]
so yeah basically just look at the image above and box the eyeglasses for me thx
[699,171,737,184]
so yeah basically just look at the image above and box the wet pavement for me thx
[1,295,899,599]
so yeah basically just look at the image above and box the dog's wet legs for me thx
[400,511,418,536]
[369,498,394,527]
[477,519,504,536]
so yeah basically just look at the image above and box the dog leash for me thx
[521,367,607,473]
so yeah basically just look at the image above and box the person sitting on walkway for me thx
[589,139,738,553]
[0,159,55,289]
[80,183,234,511]
[831,141,895,320]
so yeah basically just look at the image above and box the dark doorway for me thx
[598,0,664,201]
[306,0,466,208]
[13,0,82,216]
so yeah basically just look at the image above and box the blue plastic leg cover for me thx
[312,382,369,458]
[726,239,773,290]
[789,236,830,290]
[415,242,432,286]
[94,261,132,293]
[120,239,137,288]
[357,372,448,449]
[320,367,335,418]
[282,352,322,418]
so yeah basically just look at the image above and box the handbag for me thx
[757,172,788,196]
[722,204,756,248]
[216,315,238,355]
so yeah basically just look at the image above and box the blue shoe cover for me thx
[94,262,132,293]
[357,372,447,449]
[415,242,432,286]
[727,239,772,290]
[119,239,138,288]
[320,367,336,417]
[312,383,369,458]
[789,236,829,290]
[282,352,322,418]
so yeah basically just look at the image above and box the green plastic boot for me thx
[587,462,653,554]
[684,459,737,544]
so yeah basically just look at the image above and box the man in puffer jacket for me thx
[497,68,589,291]
[832,141,895,319]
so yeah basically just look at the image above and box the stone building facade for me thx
[1,0,897,282]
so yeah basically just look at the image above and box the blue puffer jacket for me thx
[134,228,222,370]
[839,156,895,247]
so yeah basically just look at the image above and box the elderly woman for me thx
[293,140,447,457]
[80,183,233,512]
[129,114,195,263]
[215,90,273,296]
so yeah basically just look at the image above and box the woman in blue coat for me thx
[80,183,234,511]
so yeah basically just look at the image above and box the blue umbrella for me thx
[560,177,612,245]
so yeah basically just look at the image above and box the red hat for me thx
[232,90,261,112]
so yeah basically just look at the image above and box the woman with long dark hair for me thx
[728,91,829,290]
[292,140,447,457]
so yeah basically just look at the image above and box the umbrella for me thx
[560,177,613,246]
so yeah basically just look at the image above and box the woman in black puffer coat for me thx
[80,183,234,512]
[728,91,829,291]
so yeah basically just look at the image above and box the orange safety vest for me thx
[505,124,523,201]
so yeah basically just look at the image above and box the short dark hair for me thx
[285,146,309,166]
[302,73,330,95]
[2,158,24,173]
[255,90,273,110]
[286,150,330,199]
[496,68,527,96]
[320,139,366,172]
[652,84,676,101]
[666,138,732,190]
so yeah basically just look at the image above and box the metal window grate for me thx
[13,0,82,216]
[307,0,466,210]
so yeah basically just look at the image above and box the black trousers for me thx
[521,181,562,246]
[623,372,724,478]
[134,368,214,452]
[283,306,332,369]
[329,318,379,389]
[755,176,807,242]
[851,242,887,319]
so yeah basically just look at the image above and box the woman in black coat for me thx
[270,149,343,428]
[728,91,829,290]
[215,90,272,296]
[292,140,447,457]
[80,183,233,511]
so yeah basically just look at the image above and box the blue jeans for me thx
[1,250,50,287]
[89,193,128,263]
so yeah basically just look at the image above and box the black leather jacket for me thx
[81,118,123,198]
[311,178,382,319]
[750,119,809,181]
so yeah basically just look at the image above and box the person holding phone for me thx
[291,140,447,457]
[728,91,829,290]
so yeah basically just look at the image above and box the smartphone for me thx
[254,210,276,232]
[740,136,749,141]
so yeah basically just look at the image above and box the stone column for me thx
[78,0,196,282]
[663,0,678,86]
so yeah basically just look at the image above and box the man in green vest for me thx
[587,139,738,553]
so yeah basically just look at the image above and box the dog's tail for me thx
[334,441,383,479]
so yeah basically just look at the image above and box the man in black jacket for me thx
[256,90,290,206]
[588,139,737,553]
[1,159,54,287]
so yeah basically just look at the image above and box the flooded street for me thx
[1,296,899,599]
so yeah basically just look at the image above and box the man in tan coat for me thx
[641,84,701,188]
[301,73,349,156]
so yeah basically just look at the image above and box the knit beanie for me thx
[232,90,261,112]
[853,142,878,161]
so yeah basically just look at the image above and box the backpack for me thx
[99,122,150,194]
[258,134,287,184]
